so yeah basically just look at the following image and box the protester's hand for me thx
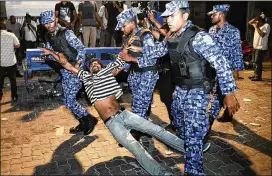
[39,48,52,55]
[119,52,132,62]
[112,67,124,76]
[223,93,240,116]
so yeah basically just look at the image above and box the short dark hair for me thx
[0,19,7,30]
[10,15,15,20]
[85,58,104,71]
[179,8,190,16]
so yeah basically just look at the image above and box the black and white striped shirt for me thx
[77,59,125,105]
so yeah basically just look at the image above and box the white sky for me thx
[6,1,82,17]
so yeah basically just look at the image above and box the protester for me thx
[39,47,185,176]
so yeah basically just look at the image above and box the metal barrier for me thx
[24,47,122,90]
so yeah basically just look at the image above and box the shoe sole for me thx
[203,143,211,153]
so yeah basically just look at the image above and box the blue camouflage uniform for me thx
[115,9,168,119]
[162,2,237,175]
[40,10,88,119]
[207,5,244,118]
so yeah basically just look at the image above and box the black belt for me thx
[131,62,158,73]
[103,107,125,124]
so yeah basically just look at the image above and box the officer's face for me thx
[166,10,187,33]
[89,61,102,73]
[211,12,221,24]
[44,20,56,33]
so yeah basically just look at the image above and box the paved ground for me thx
[1,62,271,175]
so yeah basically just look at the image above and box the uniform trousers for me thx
[61,69,89,119]
[172,86,210,176]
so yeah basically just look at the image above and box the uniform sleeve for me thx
[64,30,85,62]
[137,33,168,66]
[192,31,237,95]
[230,29,244,71]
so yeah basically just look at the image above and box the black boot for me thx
[69,118,84,134]
[16,70,23,78]
[81,114,98,135]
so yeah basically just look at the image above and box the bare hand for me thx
[126,45,141,52]
[127,36,140,46]
[223,93,240,116]
[119,52,131,62]
[39,48,52,55]
[112,67,124,76]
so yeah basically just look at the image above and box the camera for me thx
[138,2,150,20]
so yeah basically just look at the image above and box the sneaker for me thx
[203,143,211,153]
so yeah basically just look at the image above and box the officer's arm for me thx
[64,30,85,64]
[230,29,244,71]
[192,32,237,95]
[140,33,167,63]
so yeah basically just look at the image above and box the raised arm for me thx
[40,48,79,75]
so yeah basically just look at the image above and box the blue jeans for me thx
[105,110,185,175]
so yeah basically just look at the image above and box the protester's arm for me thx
[148,12,167,37]
[40,48,79,75]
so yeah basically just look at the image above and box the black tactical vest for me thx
[45,27,78,66]
[167,25,215,93]
[123,29,159,72]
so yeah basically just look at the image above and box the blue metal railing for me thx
[24,47,122,89]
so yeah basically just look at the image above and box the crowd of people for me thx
[0,1,271,176]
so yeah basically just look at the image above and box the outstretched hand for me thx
[39,47,52,55]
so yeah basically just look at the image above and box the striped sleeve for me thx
[99,58,125,75]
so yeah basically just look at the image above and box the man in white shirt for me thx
[22,14,37,52]
[0,20,20,101]
[98,3,108,47]
[7,15,24,77]
[248,14,271,81]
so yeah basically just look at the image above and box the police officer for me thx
[40,10,97,135]
[208,4,244,123]
[115,9,168,139]
[161,1,240,175]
